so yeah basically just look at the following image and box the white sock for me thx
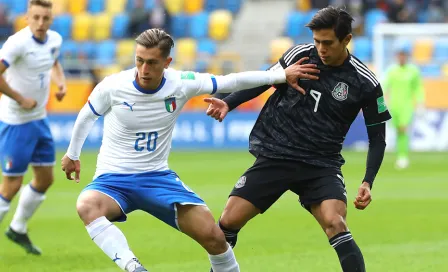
[0,194,11,223]
[209,244,240,272]
[10,184,45,234]
[87,216,142,271]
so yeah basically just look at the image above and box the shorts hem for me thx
[30,162,56,167]
[2,171,27,177]
[174,202,207,231]
[83,189,127,222]
[229,192,268,213]
[301,196,347,212]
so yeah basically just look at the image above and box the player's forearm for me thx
[364,123,387,188]
[51,61,66,88]
[0,76,24,103]
[222,85,271,111]
[66,104,99,160]
[215,70,285,94]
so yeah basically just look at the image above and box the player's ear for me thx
[343,34,352,47]
[165,57,173,68]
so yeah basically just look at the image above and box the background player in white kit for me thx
[0,0,66,255]
[61,28,311,272]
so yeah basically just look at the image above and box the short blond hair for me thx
[29,0,53,8]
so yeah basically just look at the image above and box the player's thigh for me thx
[227,156,291,218]
[30,119,56,169]
[220,196,261,230]
[31,166,54,193]
[0,121,37,177]
[76,190,125,225]
[311,199,348,238]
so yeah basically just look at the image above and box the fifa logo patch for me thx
[165,96,177,113]
[332,82,349,101]
[235,176,246,189]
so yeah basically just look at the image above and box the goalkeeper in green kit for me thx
[382,45,425,169]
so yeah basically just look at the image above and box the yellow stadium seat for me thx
[175,38,197,66]
[412,40,433,64]
[164,0,184,15]
[72,13,92,41]
[106,0,126,14]
[270,37,293,64]
[296,0,311,11]
[97,64,123,80]
[209,10,232,41]
[14,15,27,33]
[92,13,112,41]
[117,39,136,66]
[68,0,87,14]
[442,63,448,77]
[52,0,68,15]
[184,0,203,14]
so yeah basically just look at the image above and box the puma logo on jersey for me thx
[123,102,135,111]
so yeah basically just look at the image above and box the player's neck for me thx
[32,34,48,44]
[136,76,163,91]
[332,49,349,67]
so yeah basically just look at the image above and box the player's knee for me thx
[323,215,348,238]
[76,196,102,225]
[200,224,228,254]
[0,177,23,200]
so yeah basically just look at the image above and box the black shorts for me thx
[230,156,347,213]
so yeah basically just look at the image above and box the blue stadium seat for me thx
[433,39,448,61]
[112,14,130,39]
[285,12,306,38]
[95,40,117,65]
[79,41,96,59]
[11,0,27,15]
[420,64,441,77]
[0,0,11,9]
[52,15,73,39]
[364,9,387,36]
[195,59,208,73]
[60,40,78,60]
[226,0,242,14]
[197,39,217,55]
[144,0,155,10]
[353,36,372,62]
[171,14,189,38]
[189,12,209,39]
[204,0,219,12]
[88,0,105,14]
[303,9,318,36]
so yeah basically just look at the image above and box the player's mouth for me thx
[141,77,151,81]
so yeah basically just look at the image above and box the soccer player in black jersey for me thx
[205,6,391,272]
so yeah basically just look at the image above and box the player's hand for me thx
[353,182,372,210]
[18,96,37,110]
[61,154,81,183]
[55,84,67,101]
[204,97,229,122]
[284,57,320,95]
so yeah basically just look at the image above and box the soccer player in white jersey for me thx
[61,28,309,272]
[0,0,66,255]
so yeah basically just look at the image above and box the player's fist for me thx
[18,96,37,110]
[285,57,320,95]
[55,84,67,101]
[61,154,81,183]
[204,97,229,122]
[353,181,372,210]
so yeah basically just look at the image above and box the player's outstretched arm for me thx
[0,62,37,109]
[51,60,67,101]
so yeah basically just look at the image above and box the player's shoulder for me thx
[280,43,315,67]
[5,27,30,44]
[46,29,63,44]
[347,55,380,89]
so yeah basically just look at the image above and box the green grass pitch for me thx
[0,151,447,271]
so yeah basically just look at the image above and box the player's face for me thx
[312,29,351,66]
[397,52,408,66]
[27,5,53,40]
[135,45,172,90]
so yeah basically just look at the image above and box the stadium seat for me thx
[60,40,78,60]
[52,14,73,39]
[442,63,448,77]
[52,0,68,15]
[164,0,183,14]
[197,39,217,55]
[433,39,448,61]
[95,40,117,66]
[419,64,441,77]
[13,15,27,33]
[286,12,307,38]
[92,13,112,41]
[68,0,87,14]
[117,39,135,66]
[11,0,27,15]
[184,0,203,14]
[175,38,197,66]
[412,40,433,64]
[106,0,126,14]
[204,0,219,12]
[78,41,96,59]
[72,13,92,41]
[296,0,311,11]
[144,0,155,10]
[353,36,372,62]
[87,0,105,14]
[171,14,189,38]
[189,12,209,39]
[364,9,387,36]
[225,0,242,14]
[270,37,293,64]
[111,14,130,39]
[209,10,232,41]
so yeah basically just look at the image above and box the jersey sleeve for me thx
[87,78,113,116]
[362,84,392,127]
[180,71,218,98]
[0,36,23,68]
[278,43,314,69]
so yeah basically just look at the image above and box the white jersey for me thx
[0,27,62,124]
[88,68,223,177]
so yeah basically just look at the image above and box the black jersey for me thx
[249,44,392,168]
